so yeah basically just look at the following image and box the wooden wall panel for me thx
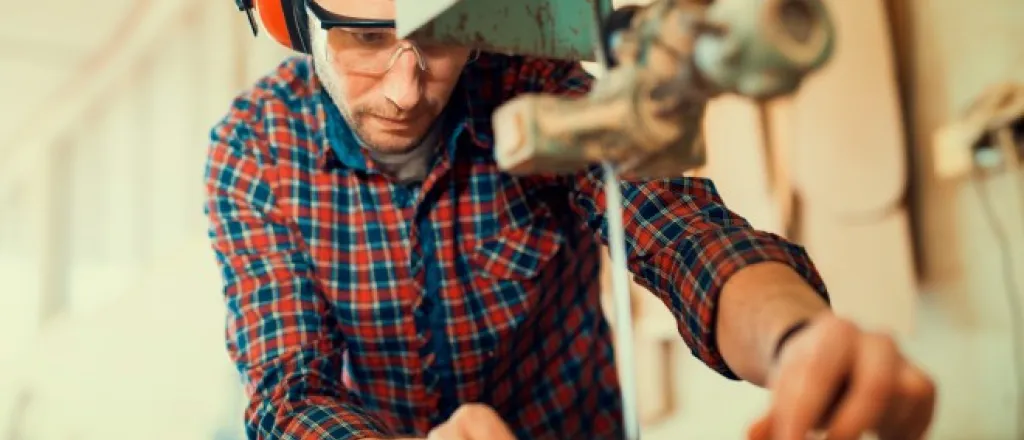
[785,0,918,334]
[792,0,908,217]
[694,0,918,333]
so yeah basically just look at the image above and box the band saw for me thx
[394,1,837,438]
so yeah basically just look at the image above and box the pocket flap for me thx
[469,223,564,280]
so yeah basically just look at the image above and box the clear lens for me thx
[327,28,468,76]
[328,28,400,74]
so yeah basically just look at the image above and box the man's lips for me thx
[373,115,413,123]
[370,114,420,130]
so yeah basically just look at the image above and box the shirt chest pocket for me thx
[460,174,566,281]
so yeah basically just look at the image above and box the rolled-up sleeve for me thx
[204,110,394,439]
[569,172,830,379]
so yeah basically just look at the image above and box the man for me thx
[203,1,936,439]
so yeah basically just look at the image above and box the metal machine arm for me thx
[492,0,835,178]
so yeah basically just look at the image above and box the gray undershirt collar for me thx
[360,115,444,185]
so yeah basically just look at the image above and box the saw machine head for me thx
[396,0,837,177]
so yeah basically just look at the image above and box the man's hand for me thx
[426,404,516,440]
[747,315,936,440]
[380,404,516,440]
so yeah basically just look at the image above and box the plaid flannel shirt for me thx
[203,54,828,440]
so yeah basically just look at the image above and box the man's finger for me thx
[429,404,516,440]
[878,363,937,440]
[454,404,516,440]
[772,318,857,440]
[747,414,772,440]
[826,334,900,440]
[427,423,462,440]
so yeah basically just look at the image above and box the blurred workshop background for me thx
[1,0,1023,439]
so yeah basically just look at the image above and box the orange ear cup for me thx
[254,0,310,53]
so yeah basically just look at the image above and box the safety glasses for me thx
[305,0,469,76]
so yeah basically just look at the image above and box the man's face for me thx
[310,0,472,154]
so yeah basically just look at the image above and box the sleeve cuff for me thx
[283,400,395,440]
[667,227,830,380]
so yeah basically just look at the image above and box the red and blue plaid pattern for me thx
[204,54,828,440]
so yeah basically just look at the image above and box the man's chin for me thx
[356,130,433,154]
[357,133,422,154]
[357,122,427,150]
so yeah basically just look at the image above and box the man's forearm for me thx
[715,261,831,386]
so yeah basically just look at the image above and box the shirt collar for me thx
[319,89,372,171]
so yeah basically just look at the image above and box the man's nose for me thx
[382,47,425,111]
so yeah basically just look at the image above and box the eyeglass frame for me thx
[305,0,396,31]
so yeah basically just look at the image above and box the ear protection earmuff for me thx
[235,0,312,54]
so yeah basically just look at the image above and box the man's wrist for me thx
[771,319,811,362]
[717,262,831,384]
[759,300,832,366]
